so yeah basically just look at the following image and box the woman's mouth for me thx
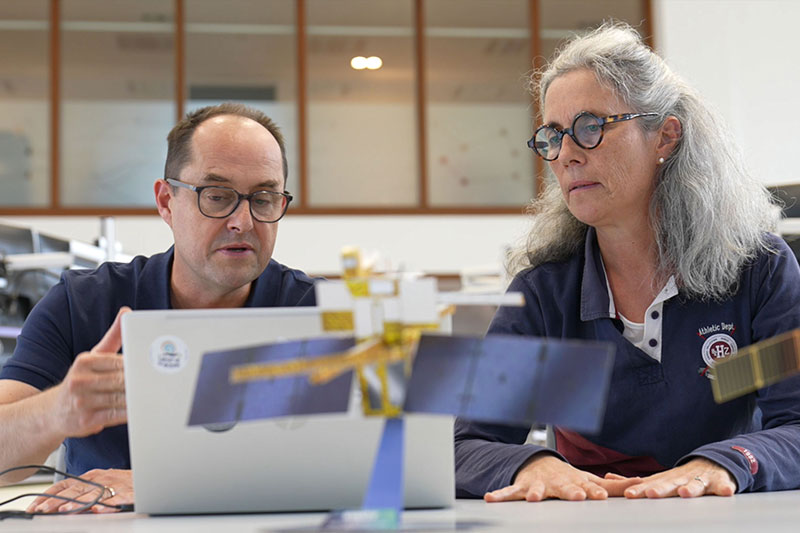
[569,181,600,193]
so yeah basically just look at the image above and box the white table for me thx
[1,490,799,532]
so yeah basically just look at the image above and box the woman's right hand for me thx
[484,454,641,502]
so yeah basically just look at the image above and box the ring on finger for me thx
[693,476,707,489]
[104,486,116,500]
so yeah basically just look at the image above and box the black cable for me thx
[0,464,128,520]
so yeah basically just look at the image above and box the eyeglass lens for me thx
[199,187,287,222]
[533,113,604,161]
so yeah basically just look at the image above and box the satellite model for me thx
[188,248,615,529]
[711,329,800,403]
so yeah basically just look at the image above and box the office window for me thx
[0,1,50,207]
[185,0,300,201]
[425,0,534,207]
[539,0,647,61]
[306,0,417,207]
[60,0,175,207]
[0,0,654,215]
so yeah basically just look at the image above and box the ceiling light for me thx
[350,56,367,70]
[365,56,383,70]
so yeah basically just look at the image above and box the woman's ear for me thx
[657,116,682,159]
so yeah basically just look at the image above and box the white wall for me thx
[4,1,797,273]
[0,214,528,275]
[654,0,800,185]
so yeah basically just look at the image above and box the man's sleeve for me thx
[0,279,75,390]
[454,274,564,497]
[680,238,800,492]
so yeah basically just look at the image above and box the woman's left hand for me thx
[26,468,133,514]
[608,458,737,499]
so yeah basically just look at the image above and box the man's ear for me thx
[154,179,174,227]
[656,116,682,160]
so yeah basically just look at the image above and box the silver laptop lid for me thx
[122,307,454,515]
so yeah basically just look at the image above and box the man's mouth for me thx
[219,243,254,253]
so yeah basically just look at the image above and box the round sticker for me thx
[150,335,189,373]
[701,333,738,368]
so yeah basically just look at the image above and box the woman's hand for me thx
[485,454,641,502]
[614,458,737,499]
[27,468,133,514]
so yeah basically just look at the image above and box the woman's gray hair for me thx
[508,21,780,301]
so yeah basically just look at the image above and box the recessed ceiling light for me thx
[365,56,383,70]
[350,56,367,70]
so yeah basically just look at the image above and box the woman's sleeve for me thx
[454,274,566,497]
[680,237,800,492]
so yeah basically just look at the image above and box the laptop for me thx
[121,307,455,515]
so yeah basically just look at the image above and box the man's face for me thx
[157,115,285,306]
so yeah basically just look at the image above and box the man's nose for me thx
[226,198,255,232]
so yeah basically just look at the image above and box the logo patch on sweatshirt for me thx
[697,323,738,379]
[701,333,738,368]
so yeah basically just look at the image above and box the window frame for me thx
[0,0,652,216]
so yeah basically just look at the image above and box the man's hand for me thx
[615,458,737,499]
[27,468,133,514]
[484,454,642,502]
[47,307,131,438]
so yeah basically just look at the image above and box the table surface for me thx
[2,484,800,532]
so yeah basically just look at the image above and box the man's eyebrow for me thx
[199,174,282,190]
[198,173,231,184]
[255,179,282,190]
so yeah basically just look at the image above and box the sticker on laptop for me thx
[150,336,189,373]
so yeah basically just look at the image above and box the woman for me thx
[455,22,800,502]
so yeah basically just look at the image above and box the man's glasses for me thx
[527,111,658,161]
[166,178,293,223]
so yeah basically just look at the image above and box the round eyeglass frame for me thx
[165,178,293,223]
[527,111,659,161]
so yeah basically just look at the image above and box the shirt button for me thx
[649,338,658,347]
[651,311,660,319]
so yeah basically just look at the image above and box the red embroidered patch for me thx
[731,445,758,475]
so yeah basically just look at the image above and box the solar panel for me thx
[188,337,356,426]
[404,334,615,433]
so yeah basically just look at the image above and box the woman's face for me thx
[543,69,660,231]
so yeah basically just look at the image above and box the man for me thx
[0,103,315,513]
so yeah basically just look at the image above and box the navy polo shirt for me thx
[0,247,317,475]
[455,228,800,496]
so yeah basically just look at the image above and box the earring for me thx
[658,157,665,164]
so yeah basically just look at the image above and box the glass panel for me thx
[425,0,534,207]
[0,0,50,206]
[60,0,175,207]
[307,0,417,207]
[185,0,300,202]
[539,0,646,62]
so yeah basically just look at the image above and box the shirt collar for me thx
[132,247,296,310]
[601,260,679,320]
[580,227,612,321]
[133,246,174,309]
[580,228,679,321]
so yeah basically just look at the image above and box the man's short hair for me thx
[164,102,288,186]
